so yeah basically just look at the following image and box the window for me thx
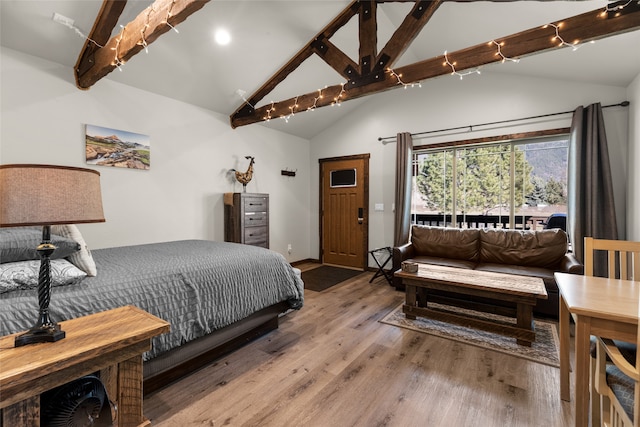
[330,168,357,188]
[411,134,569,230]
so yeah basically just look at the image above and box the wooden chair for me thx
[585,237,640,426]
[594,305,640,426]
[584,237,640,281]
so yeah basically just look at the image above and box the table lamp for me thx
[0,164,105,347]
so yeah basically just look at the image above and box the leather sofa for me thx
[392,225,583,318]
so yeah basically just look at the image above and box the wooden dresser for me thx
[0,305,169,427]
[224,192,269,248]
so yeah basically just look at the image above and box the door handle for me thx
[358,207,363,224]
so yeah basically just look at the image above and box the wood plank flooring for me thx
[144,264,575,426]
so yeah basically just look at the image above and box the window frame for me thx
[411,128,570,230]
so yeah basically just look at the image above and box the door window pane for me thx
[330,169,357,188]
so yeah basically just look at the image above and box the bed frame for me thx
[143,302,289,394]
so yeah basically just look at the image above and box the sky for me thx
[85,124,150,148]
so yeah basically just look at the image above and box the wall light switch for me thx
[374,203,384,211]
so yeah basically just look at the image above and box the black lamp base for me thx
[15,323,65,347]
[14,225,66,348]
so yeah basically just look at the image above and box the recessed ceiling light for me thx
[214,28,231,46]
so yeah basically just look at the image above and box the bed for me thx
[0,226,304,392]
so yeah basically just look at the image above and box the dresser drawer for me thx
[244,226,268,245]
[224,193,269,249]
[243,197,268,213]
[244,212,268,227]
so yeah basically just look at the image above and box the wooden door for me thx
[320,155,369,269]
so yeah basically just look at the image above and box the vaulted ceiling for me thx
[2,1,640,139]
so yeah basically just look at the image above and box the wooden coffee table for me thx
[395,264,547,346]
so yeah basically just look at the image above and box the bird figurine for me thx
[230,156,255,192]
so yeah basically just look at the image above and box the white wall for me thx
[4,46,637,266]
[627,73,640,241]
[0,47,312,262]
[309,70,633,259]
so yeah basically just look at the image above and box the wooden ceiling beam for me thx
[231,1,640,128]
[373,1,441,72]
[312,36,361,81]
[232,0,442,125]
[359,1,378,75]
[75,0,211,89]
[231,1,360,120]
[74,0,127,80]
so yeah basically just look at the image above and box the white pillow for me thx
[0,259,87,293]
[51,224,97,277]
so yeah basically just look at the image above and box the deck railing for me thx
[412,214,548,230]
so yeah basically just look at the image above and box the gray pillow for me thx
[0,259,87,293]
[51,224,97,276]
[0,227,81,263]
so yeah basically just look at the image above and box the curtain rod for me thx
[377,101,630,143]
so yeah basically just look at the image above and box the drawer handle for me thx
[249,217,263,221]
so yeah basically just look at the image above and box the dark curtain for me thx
[394,132,413,246]
[568,103,618,274]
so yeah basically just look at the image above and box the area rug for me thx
[380,302,560,367]
[302,265,364,292]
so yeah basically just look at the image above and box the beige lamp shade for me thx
[0,164,105,227]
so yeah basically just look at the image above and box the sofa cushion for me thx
[410,256,476,270]
[479,228,568,268]
[411,225,479,262]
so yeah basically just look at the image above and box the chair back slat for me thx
[620,251,628,280]
[608,250,617,278]
[584,237,640,280]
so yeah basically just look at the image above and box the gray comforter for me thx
[0,240,304,360]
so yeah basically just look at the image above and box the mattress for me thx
[0,240,304,361]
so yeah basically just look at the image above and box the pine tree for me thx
[415,145,534,214]
[544,177,566,205]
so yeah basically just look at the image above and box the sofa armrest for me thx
[559,252,584,275]
[392,243,415,289]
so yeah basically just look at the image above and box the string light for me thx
[138,6,155,53]
[307,88,325,111]
[387,68,421,89]
[112,25,126,71]
[600,0,632,17]
[249,5,614,126]
[282,96,299,122]
[54,15,104,49]
[489,40,520,63]
[163,0,180,33]
[331,83,345,106]
[263,102,275,121]
[543,22,584,51]
[235,89,255,109]
[57,3,183,75]
[443,51,481,79]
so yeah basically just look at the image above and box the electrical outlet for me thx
[52,12,75,27]
[287,244,292,254]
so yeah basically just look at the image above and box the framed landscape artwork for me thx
[85,124,150,170]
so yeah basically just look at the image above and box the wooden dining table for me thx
[555,272,639,427]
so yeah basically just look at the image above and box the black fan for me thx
[41,375,113,427]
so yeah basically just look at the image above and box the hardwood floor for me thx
[144,264,576,426]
